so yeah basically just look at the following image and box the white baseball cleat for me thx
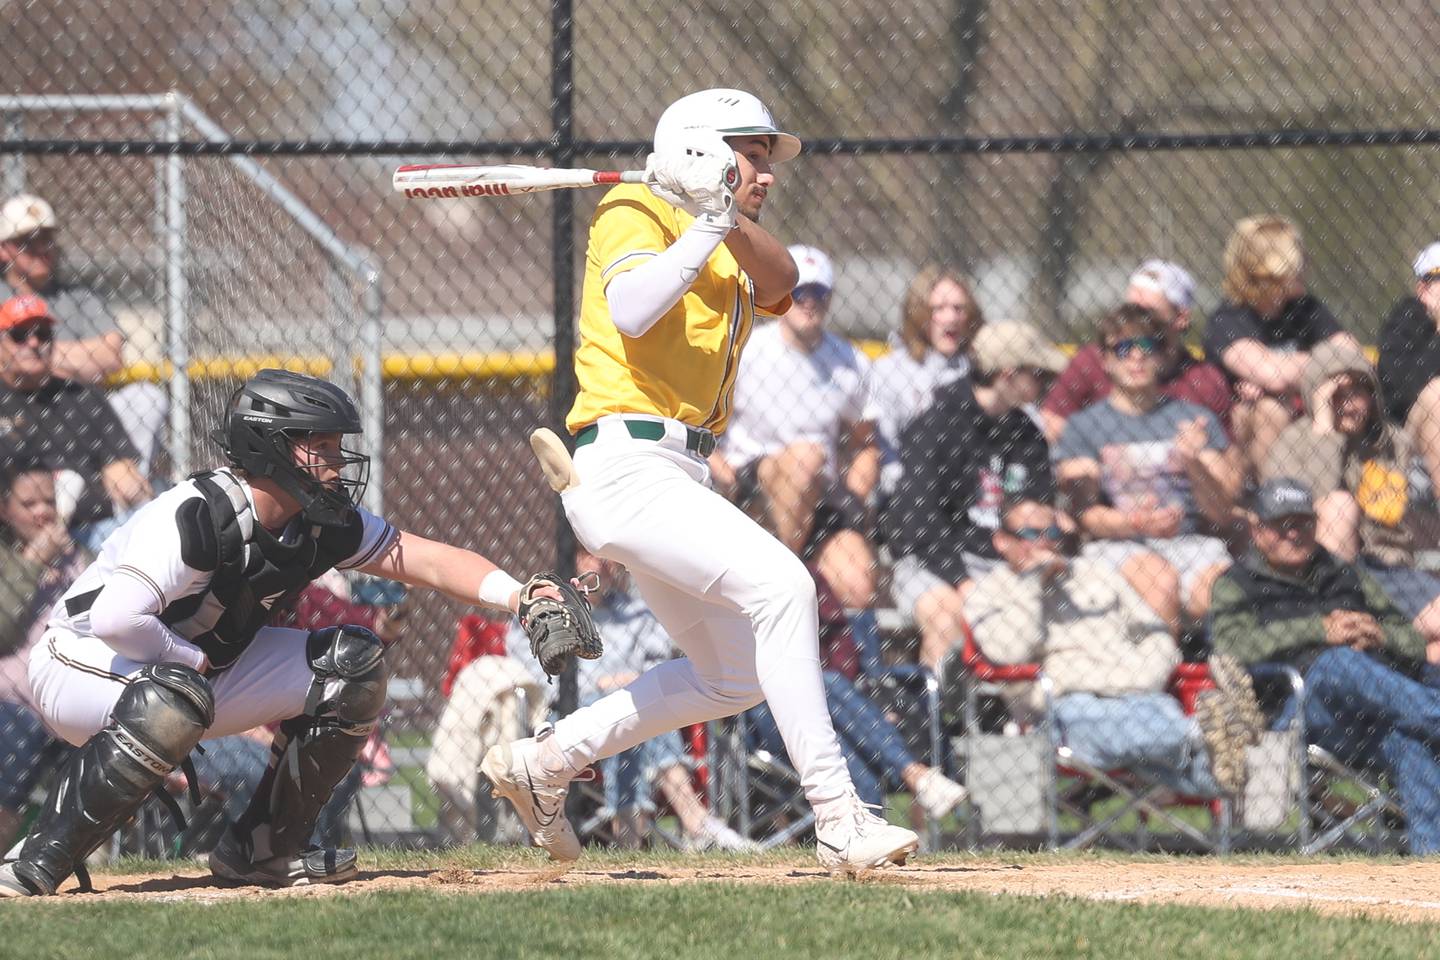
[481,725,584,863]
[813,791,920,876]
[913,769,969,821]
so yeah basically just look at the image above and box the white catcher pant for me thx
[28,624,318,747]
[553,415,853,806]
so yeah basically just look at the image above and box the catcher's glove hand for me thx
[518,571,604,679]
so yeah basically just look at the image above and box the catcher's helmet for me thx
[653,89,801,163]
[212,369,369,526]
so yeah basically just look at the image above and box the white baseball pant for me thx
[552,415,854,806]
[27,624,318,746]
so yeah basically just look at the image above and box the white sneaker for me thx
[686,815,761,853]
[208,831,358,888]
[480,725,584,863]
[913,769,968,821]
[813,792,919,876]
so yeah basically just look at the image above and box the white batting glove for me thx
[645,131,738,230]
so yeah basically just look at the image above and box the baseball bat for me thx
[392,163,647,199]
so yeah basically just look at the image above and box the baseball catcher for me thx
[0,369,564,897]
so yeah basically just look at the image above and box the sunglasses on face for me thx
[1263,515,1316,535]
[1108,336,1160,359]
[5,324,53,344]
[1007,524,1063,542]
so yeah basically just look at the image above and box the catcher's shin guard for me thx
[9,664,214,896]
[231,625,387,862]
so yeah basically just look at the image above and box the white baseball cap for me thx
[1127,259,1196,310]
[788,244,834,293]
[654,89,801,163]
[1414,241,1440,280]
[0,194,57,242]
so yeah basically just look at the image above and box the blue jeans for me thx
[1052,692,1222,799]
[1277,647,1440,855]
[0,703,68,811]
[746,672,918,807]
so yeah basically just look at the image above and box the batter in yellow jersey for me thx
[485,89,921,876]
[568,184,789,434]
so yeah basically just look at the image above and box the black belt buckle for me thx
[686,427,716,458]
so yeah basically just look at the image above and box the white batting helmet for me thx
[654,89,801,163]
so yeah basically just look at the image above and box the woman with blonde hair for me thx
[868,264,986,496]
[1202,215,1359,476]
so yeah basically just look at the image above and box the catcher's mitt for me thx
[518,571,604,679]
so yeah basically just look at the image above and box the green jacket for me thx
[1210,547,1427,670]
[0,540,46,657]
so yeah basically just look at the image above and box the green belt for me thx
[574,419,716,457]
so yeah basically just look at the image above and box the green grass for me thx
[3,849,1434,960]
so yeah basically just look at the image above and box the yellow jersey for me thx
[565,184,790,435]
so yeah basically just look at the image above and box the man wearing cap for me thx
[1056,304,1242,635]
[0,194,123,383]
[1265,339,1440,641]
[0,193,167,477]
[1042,259,1230,443]
[712,244,881,613]
[1210,476,1440,855]
[967,492,1260,797]
[885,319,1064,670]
[1378,241,1440,500]
[0,295,150,530]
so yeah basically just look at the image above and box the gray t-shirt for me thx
[1054,396,1228,536]
[0,279,119,341]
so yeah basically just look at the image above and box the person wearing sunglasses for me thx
[0,294,151,538]
[1211,476,1440,855]
[1203,215,1363,478]
[1042,259,1230,444]
[1055,304,1242,637]
[966,493,1261,798]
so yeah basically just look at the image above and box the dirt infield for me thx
[24,856,1440,924]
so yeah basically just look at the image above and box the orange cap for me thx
[0,295,53,331]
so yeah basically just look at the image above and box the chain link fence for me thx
[3,1,1440,859]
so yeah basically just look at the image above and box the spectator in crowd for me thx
[505,550,756,851]
[711,244,879,612]
[1042,259,1230,442]
[1210,476,1440,855]
[966,494,1260,797]
[867,265,986,498]
[0,194,167,476]
[885,320,1063,670]
[0,294,151,542]
[742,570,969,824]
[1056,304,1241,634]
[1202,215,1361,476]
[427,613,548,845]
[1265,341,1440,640]
[1378,241,1440,498]
[0,462,90,850]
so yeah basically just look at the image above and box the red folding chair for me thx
[952,622,1230,851]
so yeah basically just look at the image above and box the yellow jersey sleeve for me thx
[590,187,683,287]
